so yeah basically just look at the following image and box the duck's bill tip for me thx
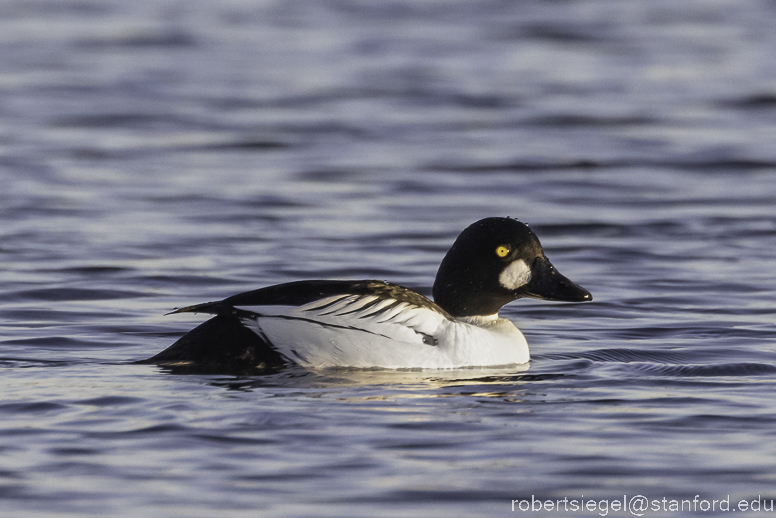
[575,288,593,302]
[537,284,592,303]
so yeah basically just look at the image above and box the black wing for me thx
[145,280,451,373]
[169,280,452,319]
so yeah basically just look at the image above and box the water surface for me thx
[1,1,776,516]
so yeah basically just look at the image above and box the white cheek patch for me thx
[499,260,532,290]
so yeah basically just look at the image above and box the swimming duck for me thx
[141,217,591,372]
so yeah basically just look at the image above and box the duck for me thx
[140,217,591,373]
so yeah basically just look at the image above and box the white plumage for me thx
[235,293,529,368]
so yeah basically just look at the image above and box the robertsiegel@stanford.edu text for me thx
[511,494,774,515]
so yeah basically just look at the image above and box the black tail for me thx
[137,313,285,374]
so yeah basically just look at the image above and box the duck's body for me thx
[142,218,591,372]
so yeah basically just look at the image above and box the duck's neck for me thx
[432,278,511,318]
[456,314,501,325]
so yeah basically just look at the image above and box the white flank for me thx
[235,294,530,369]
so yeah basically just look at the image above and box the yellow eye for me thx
[496,246,510,258]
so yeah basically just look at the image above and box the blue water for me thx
[2,1,776,516]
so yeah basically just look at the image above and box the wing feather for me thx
[170,280,451,319]
[167,280,453,368]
